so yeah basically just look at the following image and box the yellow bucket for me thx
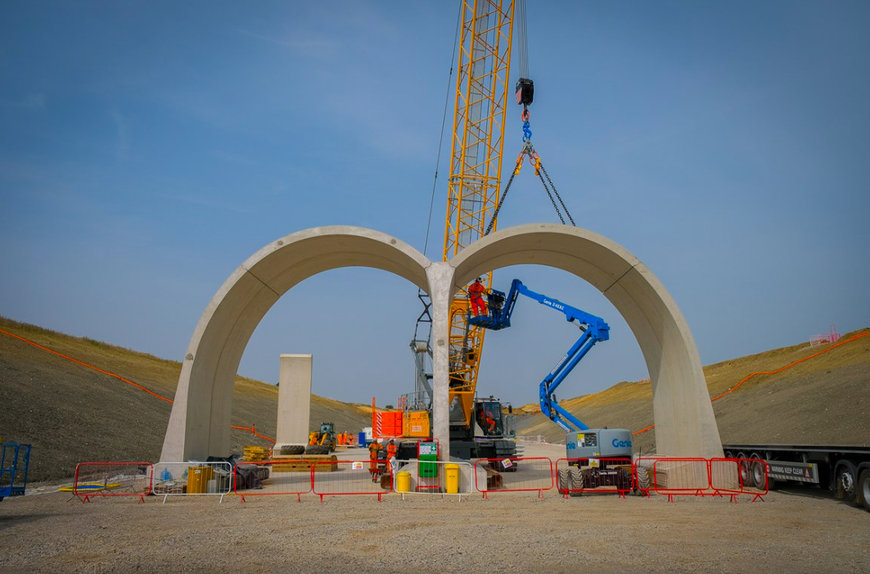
[396,471,411,493]
[445,463,460,494]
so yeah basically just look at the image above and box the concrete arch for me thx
[161,223,722,461]
[450,223,722,457]
[160,226,432,461]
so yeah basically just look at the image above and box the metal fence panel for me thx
[152,462,232,502]
[232,460,314,502]
[393,460,475,498]
[555,457,633,497]
[474,457,554,498]
[73,462,153,503]
[311,460,394,502]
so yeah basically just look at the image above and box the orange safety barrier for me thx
[709,458,768,502]
[555,457,634,498]
[635,457,769,503]
[311,460,394,502]
[473,457,554,499]
[73,462,154,503]
[232,460,313,502]
[639,457,710,501]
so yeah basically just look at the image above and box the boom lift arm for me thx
[469,279,610,432]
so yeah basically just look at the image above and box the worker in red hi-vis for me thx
[468,277,487,316]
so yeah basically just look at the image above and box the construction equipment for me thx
[469,279,633,492]
[0,442,31,501]
[410,1,579,462]
[307,422,336,454]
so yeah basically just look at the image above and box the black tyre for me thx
[835,461,858,503]
[635,465,650,495]
[557,469,570,494]
[750,461,767,490]
[568,467,584,497]
[737,452,750,486]
[279,445,305,455]
[857,469,870,512]
[305,445,330,455]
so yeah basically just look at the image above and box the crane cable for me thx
[484,0,576,236]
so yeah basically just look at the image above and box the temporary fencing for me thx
[393,460,475,499]
[555,457,633,498]
[311,460,394,502]
[640,457,710,501]
[152,462,232,503]
[231,460,314,502]
[636,457,769,502]
[474,457,554,498]
[710,458,768,502]
[73,462,153,503]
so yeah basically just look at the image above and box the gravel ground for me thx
[1,443,868,573]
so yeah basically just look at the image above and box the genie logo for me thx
[612,438,632,449]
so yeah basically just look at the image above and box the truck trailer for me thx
[723,443,870,511]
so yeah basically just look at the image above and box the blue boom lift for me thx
[469,279,634,495]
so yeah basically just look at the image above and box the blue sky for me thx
[2,1,868,409]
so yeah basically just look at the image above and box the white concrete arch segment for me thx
[160,226,432,462]
[450,223,723,458]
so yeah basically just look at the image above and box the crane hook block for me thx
[515,78,534,106]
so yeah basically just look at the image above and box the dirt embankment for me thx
[0,317,370,483]
[515,328,870,451]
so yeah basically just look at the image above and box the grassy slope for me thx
[514,328,870,453]
[0,317,370,483]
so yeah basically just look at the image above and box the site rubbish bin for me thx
[445,463,460,494]
[396,471,411,493]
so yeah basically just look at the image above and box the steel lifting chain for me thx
[484,106,577,235]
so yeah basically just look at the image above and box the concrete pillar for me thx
[275,354,312,447]
[426,262,455,461]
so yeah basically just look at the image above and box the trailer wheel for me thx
[750,461,767,490]
[279,445,305,455]
[857,469,870,512]
[835,460,857,503]
[305,445,330,455]
[736,452,751,486]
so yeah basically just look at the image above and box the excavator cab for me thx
[475,399,505,437]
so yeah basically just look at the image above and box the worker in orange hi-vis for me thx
[468,277,487,316]
[387,439,398,460]
[368,440,381,481]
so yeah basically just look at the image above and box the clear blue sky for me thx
[2,1,868,409]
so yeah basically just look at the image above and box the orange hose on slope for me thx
[0,326,276,444]
[632,331,869,436]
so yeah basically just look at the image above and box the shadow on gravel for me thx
[0,513,54,530]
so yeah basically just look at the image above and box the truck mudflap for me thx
[768,461,820,484]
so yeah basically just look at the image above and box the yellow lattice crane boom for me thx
[443,0,516,426]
